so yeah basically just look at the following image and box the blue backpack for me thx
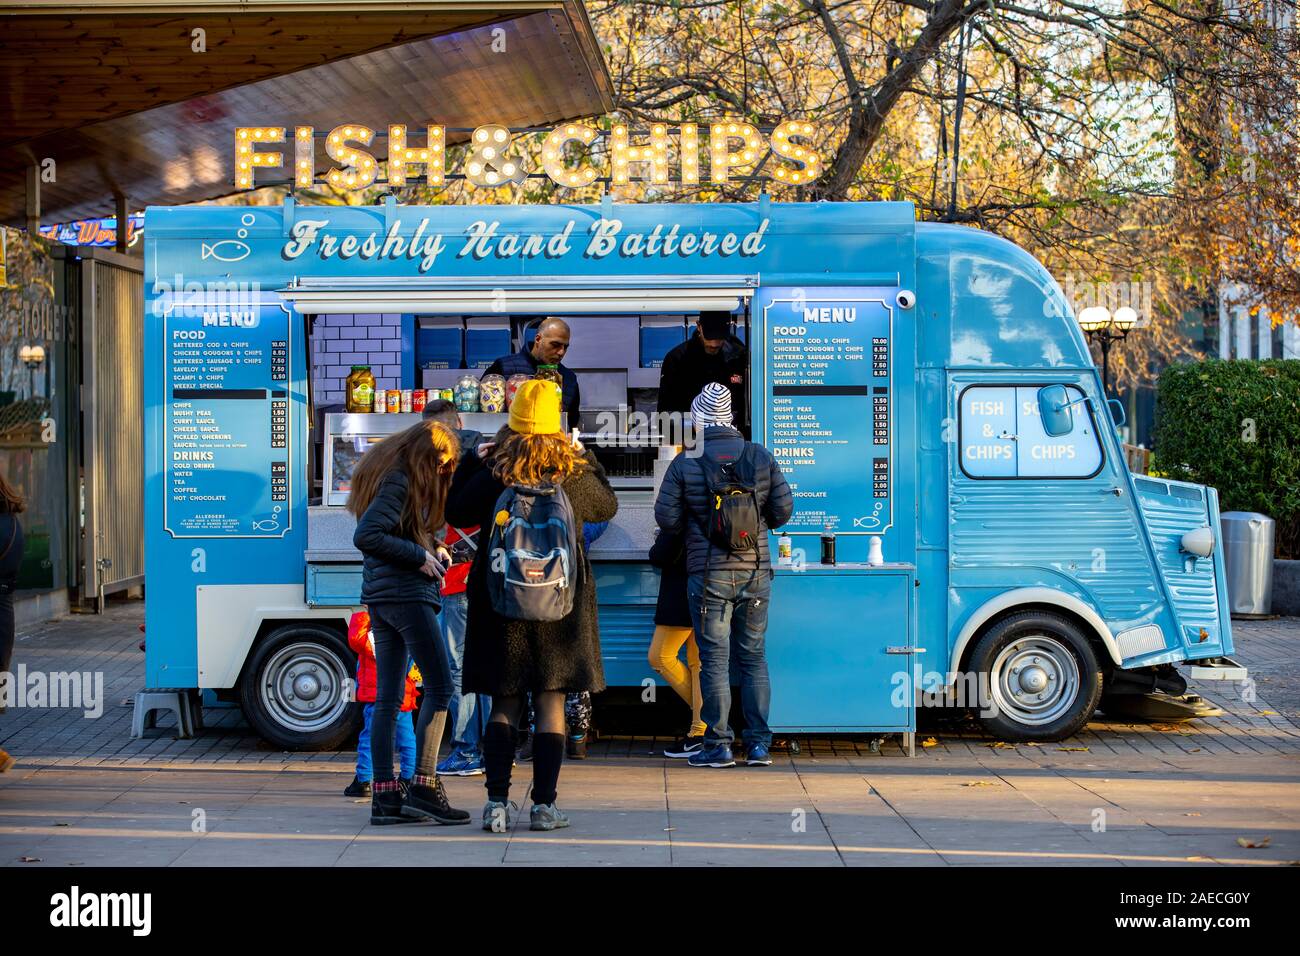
[486,481,580,622]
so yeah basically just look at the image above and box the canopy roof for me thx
[0,0,614,226]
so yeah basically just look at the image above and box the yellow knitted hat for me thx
[508,378,562,435]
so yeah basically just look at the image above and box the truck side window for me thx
[959,385,1103,479]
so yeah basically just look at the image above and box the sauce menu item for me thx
[759,288,894,537]
[164,304,291,537]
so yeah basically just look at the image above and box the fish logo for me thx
[853,515,880,529]
[201,240,251,263]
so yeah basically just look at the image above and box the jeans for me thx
[687,569,772,749]
[368,602,454,782]
[356,703,416,781]
[438,591,490,753]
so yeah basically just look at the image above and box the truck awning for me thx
[279,276,759,314]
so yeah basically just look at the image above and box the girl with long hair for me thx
[446,380,617,831]
[0,470,25,774]
[348,420,469,825]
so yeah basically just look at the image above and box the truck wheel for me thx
[970,610,1103,742]
[239,624,359,751]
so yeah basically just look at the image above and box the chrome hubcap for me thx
[989,636,1080,727]
[260,641,349,733]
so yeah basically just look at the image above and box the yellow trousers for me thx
[647,626,707,739]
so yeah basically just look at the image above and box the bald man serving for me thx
[483,317,582,420]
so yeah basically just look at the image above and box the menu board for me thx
[163,302,291,538]
[759,288,893,535]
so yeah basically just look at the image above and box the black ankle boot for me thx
[402,775,471,825]
[370,782,417,826]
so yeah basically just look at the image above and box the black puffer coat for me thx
[353,470,441,608]
[648,528,691,628]
[447,447,617,696]
[653,425,794,574]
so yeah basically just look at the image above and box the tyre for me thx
[969,610,1103,742]
[239,623,360,750]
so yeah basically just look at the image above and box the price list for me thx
[873,388,889,445]
[164,304,292,538]
[761,288,894,536]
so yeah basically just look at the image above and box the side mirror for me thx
[1107,398,1127,428]
[1181,527,1215,558]
[1037,384,1074,437]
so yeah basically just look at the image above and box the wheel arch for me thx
[946,588,1121,686]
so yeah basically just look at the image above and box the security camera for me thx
[896,289,916,310]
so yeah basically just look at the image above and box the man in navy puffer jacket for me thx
[654,383,792,769]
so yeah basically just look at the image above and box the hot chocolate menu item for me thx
[164,304,293,537]
[759,287,894,538]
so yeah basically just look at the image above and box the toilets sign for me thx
[233,118,822,192]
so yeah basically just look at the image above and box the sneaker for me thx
[482,799,517,833]
[370,784,419,826]
[529,802,571,831]
[566,734,587,760]
[0,748,14,774]
[438,749,486,776]
[746,743,773,767]
[687,743,736,768]
[401,777,471,825]
[344,776,371,797]
[517,735,534,762]
[664,736,705,758]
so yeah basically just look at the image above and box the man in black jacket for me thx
[654,383,793,769]
[657,311,750,438]
[482,318,581,421]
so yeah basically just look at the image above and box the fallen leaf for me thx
[19,856,40,863]
[1237,836,1271,849]
[1058,747,1090,752]
[961,781,997,787]
[985,741,1013,749]
[1184,812,1202,817]
[921,737,939,748]
[1258,711,1278,716]
[1025,742,1041,747]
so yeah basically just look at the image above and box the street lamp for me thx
[18,343,46,398]
[1076,305,1137,397]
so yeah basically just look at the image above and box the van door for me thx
[948,376,1174,666]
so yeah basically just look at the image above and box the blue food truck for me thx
[142,197,1238,752]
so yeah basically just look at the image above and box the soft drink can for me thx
[372,389,387,414]
[401,389,413,413]
[386,389,401,414]
[412,389,427,413]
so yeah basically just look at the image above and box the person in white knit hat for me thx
[653,383,793,768]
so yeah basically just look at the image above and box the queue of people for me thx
[345,311,788,830]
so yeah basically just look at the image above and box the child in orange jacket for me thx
[345,609,419,797]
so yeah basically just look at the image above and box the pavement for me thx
[1,601,1298,866]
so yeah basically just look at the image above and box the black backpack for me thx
[699,444,762,557]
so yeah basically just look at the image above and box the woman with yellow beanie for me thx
[446,379,617,831]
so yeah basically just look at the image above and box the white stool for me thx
[131,689,199,739]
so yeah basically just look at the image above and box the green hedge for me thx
[1153,359,1300,559]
